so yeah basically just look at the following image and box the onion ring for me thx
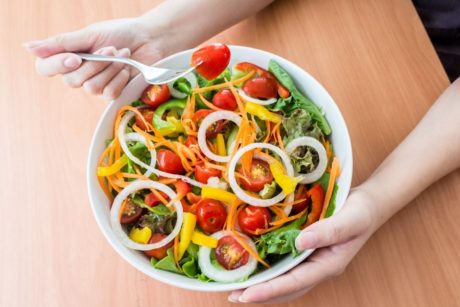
[110,180,183,251]
[228,143,294,207]
[198,231,257,283]
[118,111,204,187]
[197,111,242,163]
[285,136,328,184]
[167,72,197,99]
[237,89,277,105]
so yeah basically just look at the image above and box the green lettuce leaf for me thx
[154,248,181,273]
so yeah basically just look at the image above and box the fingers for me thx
[295,194,373,251]
[229,287,311,304]
[24,28,93,58]
[35,53,82,76]
[82,48,131,96]
[101,66,130,100]
[61,47,117,88]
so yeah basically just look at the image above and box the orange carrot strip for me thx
[320,157,340,219]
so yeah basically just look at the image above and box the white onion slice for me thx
[285,136,328,184]
[228,143,294,207]
[207,176,228,191]
[237,88,277,105]
[167,72,197,99]
[110,180,183,251]
[198,231,257,283]
[197,111,242,163]
[118,111,204,187]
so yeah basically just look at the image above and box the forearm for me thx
[360,78,460,229]
[137,0,274,55]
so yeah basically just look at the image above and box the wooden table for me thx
[2,0,459,306]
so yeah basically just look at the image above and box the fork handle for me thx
[76,53,148,71]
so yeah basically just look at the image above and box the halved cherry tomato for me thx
[192,109,214,122]
[141,84,171,108]
[195,164,222,184]
[235,62,290,98]
[135,108,154,131]
[143,233,174,259]
[173,180,191,195]
[215,235,249,270]
[191,43,231,80]
[237,159,274,192]
[192,109,225,139]
[120,199,143,224]
[144,191,168,207]
[243,77,278,99]
[196,199,227,233]
[157,149,185,174]
[212,89,237,110]
[238,206,271,235]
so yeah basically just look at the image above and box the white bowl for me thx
[87,45,353,292]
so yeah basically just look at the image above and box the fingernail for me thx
[228,293,241,303]
[64,56,82,68]
[23,40,42,49]
[296,231,317,250]
[238,295,248,303]
[119,48,131,57]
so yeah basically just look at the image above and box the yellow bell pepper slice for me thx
[97,154,129,177]
[202,186,237,204]
[129,227,152,244]
[157,116,185,136]
[191,231,218,248]
[216,133,226,156]
[269,161,300,195]
[245,102,282,124]
[178,212,197,260]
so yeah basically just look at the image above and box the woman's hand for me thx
[229,189,377,304]
[24,18,166,100]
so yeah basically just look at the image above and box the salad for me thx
[96,44,340,283]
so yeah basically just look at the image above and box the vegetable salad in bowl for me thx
[89,44,352,289]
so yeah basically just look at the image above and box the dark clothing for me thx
[413,0,460,81]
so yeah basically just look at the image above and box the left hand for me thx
[228,189,377,304]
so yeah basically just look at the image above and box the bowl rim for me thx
[86,45,353,292]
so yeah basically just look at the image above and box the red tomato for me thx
[120,199,143,224]
[242,77,278,99]
[291,196,310,215]
[184,135,197,148]
[238,206,271,235]
[191,43,231,80]
[195,164,222,184]
[196,199,227,233]
[156,149,185,174]
[143,233,174,259]
[173,180,191,195]
[144,191,168,207]
[237,159,274,192]
[215,235,249,270]
[212,89,237,110]
[192,109,214,122]
[141,84,170,108]
[134,108,154,131]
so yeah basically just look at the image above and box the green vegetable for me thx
[230,65,248,83]
[316,172,338,218]
[137,210,176,235]
[196,68,231,100]
[173,77,192,95]
[257,213,307,258]
[259,181,277,199]
[179,243,199,277]
[153,99,187,135]
[226,126,239,153]
[153,248,181,273]
[130,99,144,107]
[268,60,331,135]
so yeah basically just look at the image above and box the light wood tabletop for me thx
[1,0,459,306]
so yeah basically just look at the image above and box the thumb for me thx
[295,208,359,251]
[24,28,94,58]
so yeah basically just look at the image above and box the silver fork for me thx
[76,53,199,84]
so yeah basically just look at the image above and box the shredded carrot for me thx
[158,178,178,185]
[151,189,168,206]
[320,157,340,219]
[192,70,255,94]
[263,120,271,143]
[270,208,307,226]
[231,231,270,268]
[119,199,128,220]
[197,93,223,111]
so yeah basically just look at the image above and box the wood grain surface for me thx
[1,0,459,306]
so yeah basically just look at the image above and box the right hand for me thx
[25,18,166,100]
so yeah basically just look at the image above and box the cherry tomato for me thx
[191,43,231,80]
[242,77,278,99]
[234,62,290,98]
[237,159,274,192]
[215,235,249,270]
[143,233,174,259]
[238,206,271,235]
[195,164,222,184]
[196,199,227,233]
[192,109,214,122]
[184,135,197,148]
[141,84,171,108]
[144,191,168,207]
[212,89,237,110]
[157,149,185,174]
[173,180,191,195]
[134,108,154,131]
[120,199,143,224]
